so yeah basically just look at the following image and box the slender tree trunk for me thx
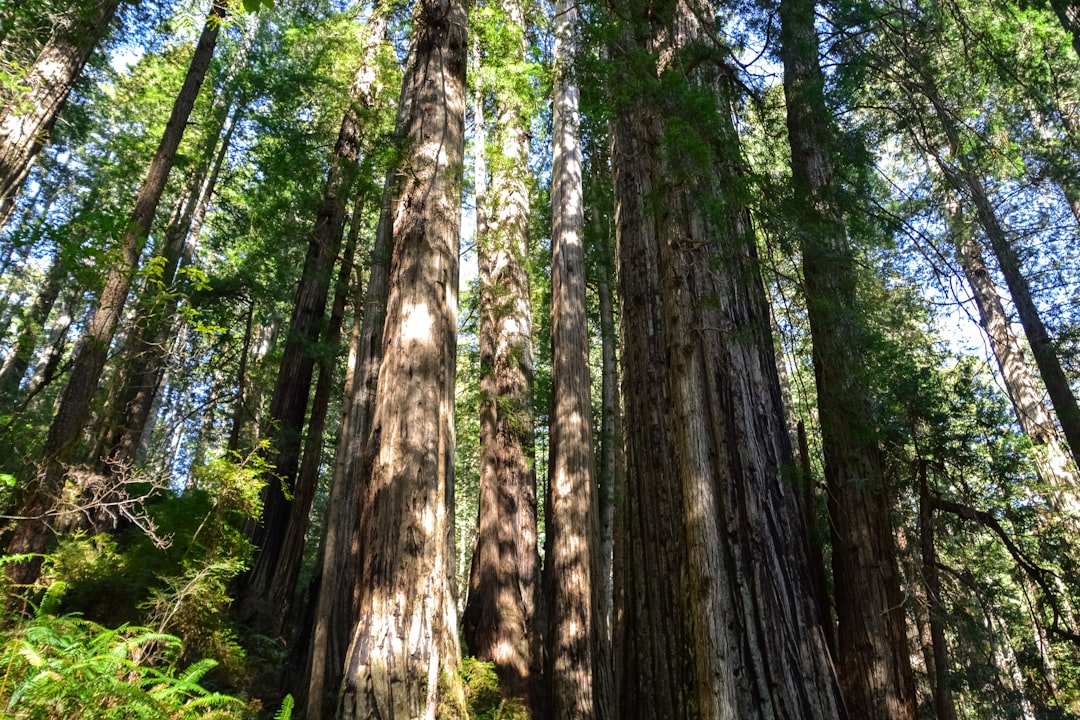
[267,183,366,639]
[227,299,256,455]
[337,1,468,716]
[0,0,122,229]
[546,1,612,717]
[239,14,385,629]
[463,0,540,704]
[948,199,1080,510]
[104,100,242,473]
[779,0,917,717]
[0,249,64,403]
[915,82,1080,472]
[596,234,616,648]
[4,0,228,591]
[918,464,959,720]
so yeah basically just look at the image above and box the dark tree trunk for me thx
[0,250,64,403]
[779,0,918,716]
[103,100,242,474]
[4,0,228,591]
[336,1,468,715]
[306,176,391,720]
[0,0,122,229]
[239,17,384,629]
[919,464,958,720]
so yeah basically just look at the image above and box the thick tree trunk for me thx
[546,1,613,717]
[336,1,468,716]
[239,16,385,628]
[4,0,227,591]
[462,0,540,704]
[0,0,121,228]
[610,1,845,717]
[779,0,918,717]
[949,201,1080,509]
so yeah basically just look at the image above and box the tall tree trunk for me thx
[779,0,918,717]
[610,1,846,717]
[0,0,122,230]
[546,0,612,717]
[306,176,391,720]
[462,0,540,704]
[596,230,616,649]
[103,16,257,472]
[336,1,468,716]
[4,0,228,591]
[913,78,1080,472]
[239,14,385,629]
[267,180,366,640]
[104,100,242,474]
[948,199,1080,510]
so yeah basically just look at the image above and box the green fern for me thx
[0,610,247,719]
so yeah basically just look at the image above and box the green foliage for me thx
[0,599,251,719]
[456,657,529,720]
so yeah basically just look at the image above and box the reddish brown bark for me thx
[462,0,540,704]
[337,1,468,716]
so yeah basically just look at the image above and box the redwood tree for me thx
[462,0,541,705]
[610,0,845,716]
[0,0,122,230]
[779,0,918,714]
[337,0,468,715]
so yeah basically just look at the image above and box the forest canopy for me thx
[0,0,1079,718]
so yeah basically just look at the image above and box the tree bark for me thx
[0,248,64,403]
[104,99,242,474]
[948,199,1080,510]
[918,464,958,720]
[610,1,846,717]
[462,0,540,704]
[545,1,613,717]
[306,176,391,720]
[914,79,1080,473]
[103,17,258,472]
[336,1,468,716]
[239,14,385,629]
[0,0,121,230]
[4,0,228,591]
[779,0,918,716]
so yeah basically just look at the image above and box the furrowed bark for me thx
[779,0,918,715]
[337,1,468,716]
